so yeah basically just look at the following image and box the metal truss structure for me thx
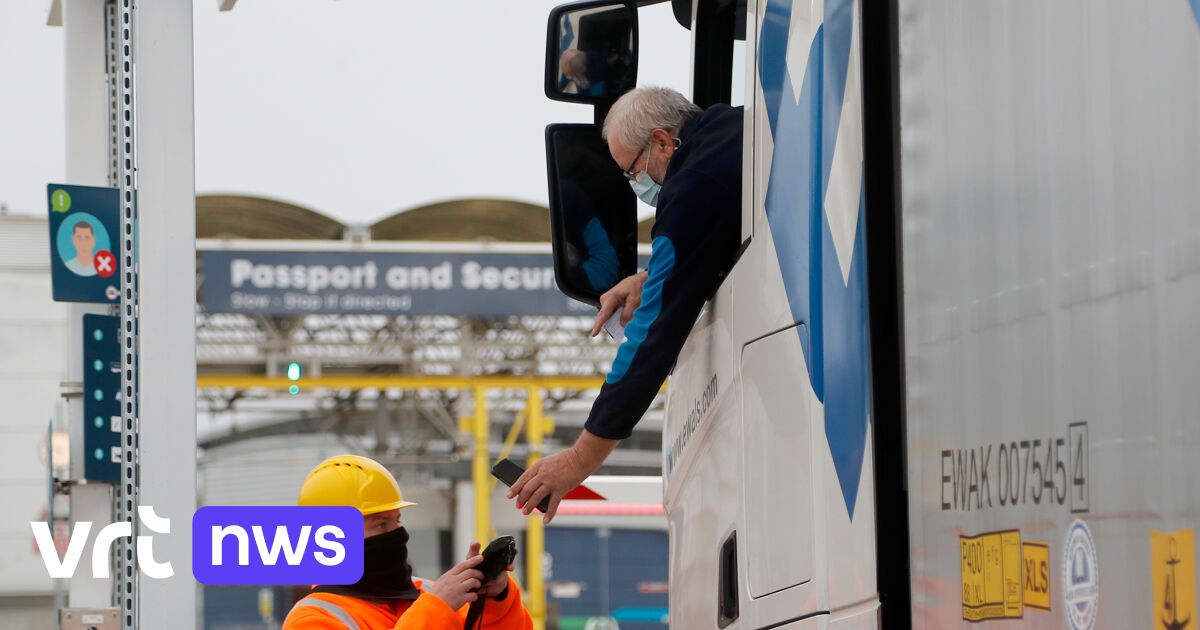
[195,310,666,475]
[197,313,621,376]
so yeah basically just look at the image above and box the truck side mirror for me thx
[545,123,638,307]
[545,0,638,104]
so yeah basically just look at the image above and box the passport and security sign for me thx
[47,184,121,304]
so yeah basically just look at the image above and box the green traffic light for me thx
[287,362,301,381]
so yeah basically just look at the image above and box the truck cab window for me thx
[692,0,747,108]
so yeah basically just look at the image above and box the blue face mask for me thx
[629,170,661,207]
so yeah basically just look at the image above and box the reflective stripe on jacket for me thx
[282,577,532,630]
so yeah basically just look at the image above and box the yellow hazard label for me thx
[961,530,1023,621]
[1021,541,1051,611]
[1151,529,1196,630]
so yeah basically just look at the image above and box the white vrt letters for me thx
[137,506,174,579]
[91,521,131,578]
[30,521,91,579]
[31,507,175,579]
[313,525,347,566]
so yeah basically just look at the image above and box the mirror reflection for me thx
[547,125,638,300]
[550,4,636,101]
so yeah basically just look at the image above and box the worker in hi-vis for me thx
[282,455,532,630]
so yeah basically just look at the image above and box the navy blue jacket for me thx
[585,104,743,440]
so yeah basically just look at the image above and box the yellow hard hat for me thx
[298,454,416,515]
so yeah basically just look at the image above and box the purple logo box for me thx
[193,506,363,585]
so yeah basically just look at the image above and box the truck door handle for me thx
[718,531,739,628]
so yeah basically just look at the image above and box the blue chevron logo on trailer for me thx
[758,0,873,518]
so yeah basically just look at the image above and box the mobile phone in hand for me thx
[491,458,550,513]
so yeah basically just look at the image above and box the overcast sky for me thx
[0,1,690,224]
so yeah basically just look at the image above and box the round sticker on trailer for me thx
[1062,519,1099,629]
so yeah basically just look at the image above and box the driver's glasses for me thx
[621,143,650,181]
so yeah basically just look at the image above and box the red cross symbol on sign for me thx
[94,250,115,278]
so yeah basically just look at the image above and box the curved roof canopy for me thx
[197,195,564,243]
[370,199,550,242]
[197,195,344,240]
[197,194,656,243]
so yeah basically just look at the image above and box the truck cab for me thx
[540,1,905,628]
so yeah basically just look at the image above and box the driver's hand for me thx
[591,271,648,336]
[507,448,592,523]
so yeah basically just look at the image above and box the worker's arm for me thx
[283,606,364,630]
[458,541,530,629]
[395,555,487,630]
[468,574,533,630]
[393,592,464,630]
[400,543,531,630]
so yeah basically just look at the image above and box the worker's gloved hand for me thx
[427,554,484,610]
[591,270,648,336]
[464,541,516,597]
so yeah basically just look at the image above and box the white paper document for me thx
[601,311,626,342]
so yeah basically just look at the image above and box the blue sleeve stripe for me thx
[606,236,676,384]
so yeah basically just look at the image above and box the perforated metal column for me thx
[104,0,126,611]
[106,2,120,185]
[115,0,139,627]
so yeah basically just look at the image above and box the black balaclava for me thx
[314,525,420,600]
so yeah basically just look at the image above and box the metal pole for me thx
[132,1,198,628]
[47,421,66,613]
[599,528,610,617]
[473,387,490,546]
[63,0,116,609]
[524,387,547,630]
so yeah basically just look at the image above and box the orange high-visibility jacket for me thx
[282,576,533,630]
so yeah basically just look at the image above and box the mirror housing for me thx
[545,0,638,105]
[545,123,639,307]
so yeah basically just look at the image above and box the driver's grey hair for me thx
[602,86,701,152]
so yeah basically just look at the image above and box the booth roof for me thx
[197,194,654,243]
